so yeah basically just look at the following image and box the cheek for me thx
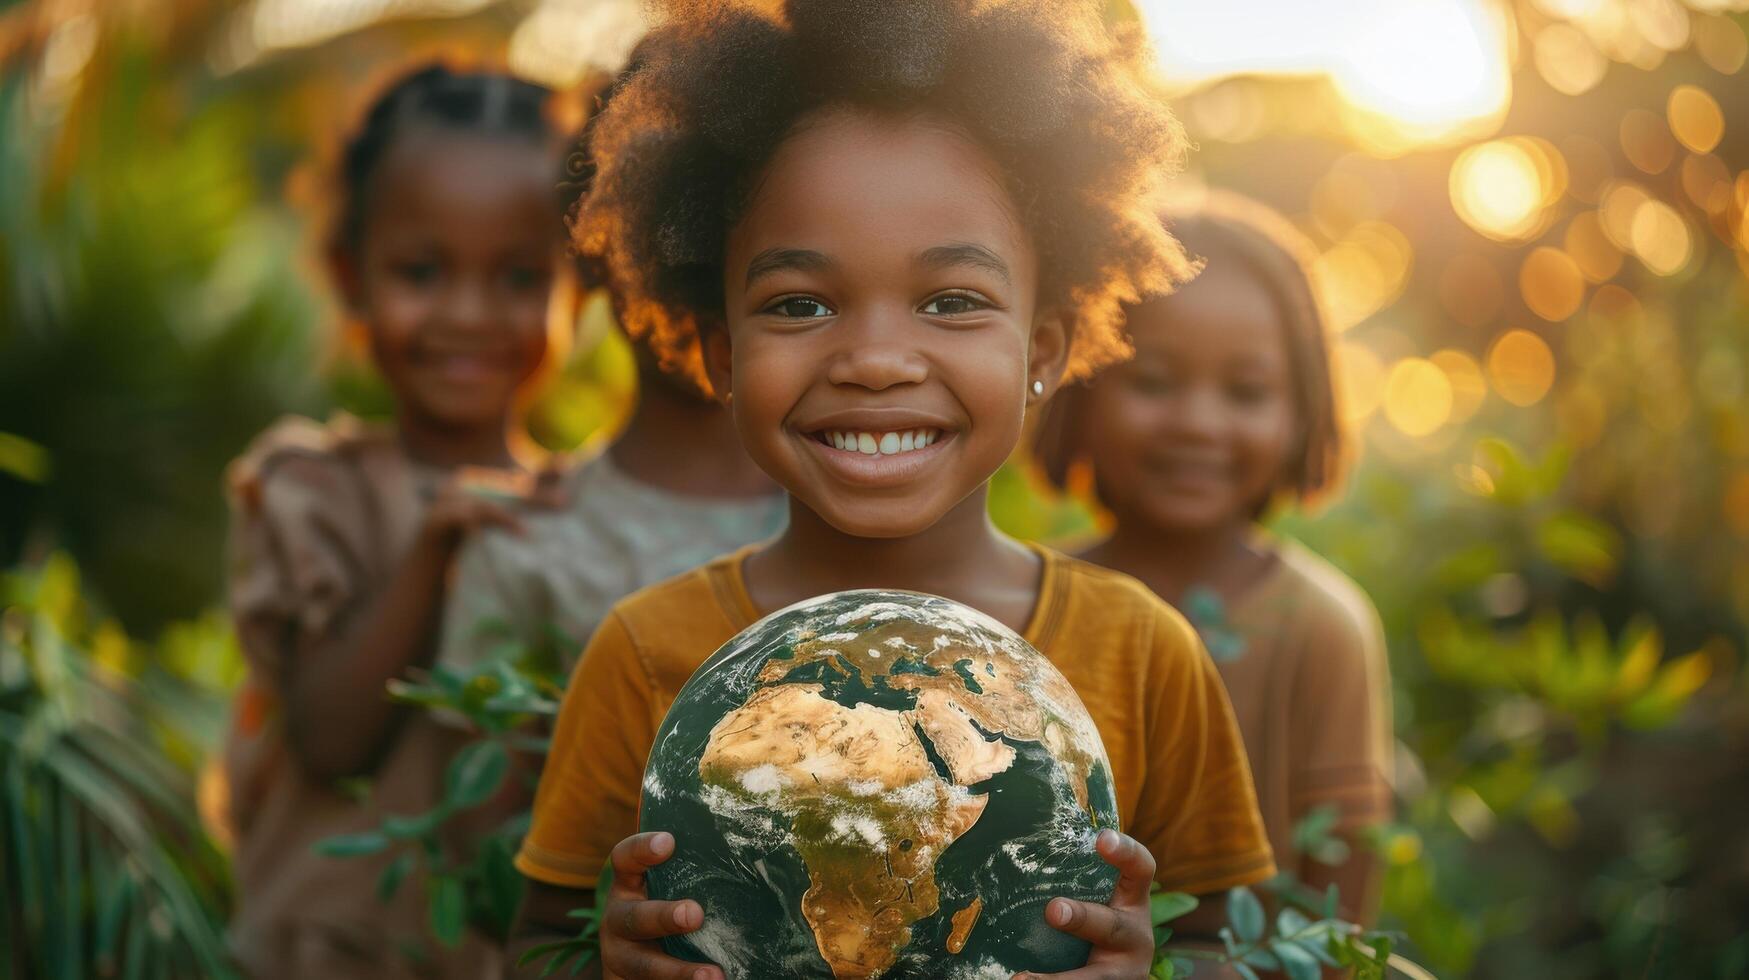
[1234,403,1297,478]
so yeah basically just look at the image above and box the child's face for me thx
[1080,261,1296,533]
[714,109,1062,538]
[344,132,558,430]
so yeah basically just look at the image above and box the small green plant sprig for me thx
[315,653,562,947]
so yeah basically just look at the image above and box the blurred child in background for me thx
[222,64,569,979]
[436,53,785,680]
[1038,191,1393,923]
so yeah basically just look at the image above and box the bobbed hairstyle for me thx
[573,0,1196,390]
[332,62,558,254]
[1035,190,1347,513]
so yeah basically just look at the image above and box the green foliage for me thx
[1149,883,1407,980]
[0,554,236,978]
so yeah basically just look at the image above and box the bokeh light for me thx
[1449,138,1564,241]
[1533,22,1608,96]
[1520,246,1587,321]
[1431,348,1489,423]
[1563,211,1624,281]
[1384,357,1455,437]
[1312,221,1415,332]
[1487,328,1557,407]
[1620,108,1677,175]
[1692,13,1749,74]
[1667,84,1725,154]
[1629,199,1693,276]
[1334,340,1386,423]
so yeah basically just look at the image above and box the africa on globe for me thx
[639,590,1122,979]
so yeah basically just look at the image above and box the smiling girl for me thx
[507,3,1275,978]
[222,65,567,978]
[1038,191,1394,924]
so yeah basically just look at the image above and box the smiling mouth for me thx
[813,428,944,457]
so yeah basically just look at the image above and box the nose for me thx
[440,275,494,335]
[824,310,929,391]
[1162,383,1225,443]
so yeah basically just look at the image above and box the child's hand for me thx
[601,831,721,980]
[419,466,565,545]
[1014,829,1157,980]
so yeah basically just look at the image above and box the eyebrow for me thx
[744,247,833,287]
[919,242,1011,285]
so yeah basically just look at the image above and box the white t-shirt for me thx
[438,452,787,672]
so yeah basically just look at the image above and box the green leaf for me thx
[1277,907,1312,938]
[429,874,466,947]
[1275,939,1322,980]
[1228,887,1266,944]
[313,831,390,858]
[377,851,415,902]
[383,809,446,841]
[0,431,51,483]
[1150,890,1199,925]
[1535,511,1620,586]
[1242,947,1281,970]
[445,739,509,810]
[1232,962,1261,980]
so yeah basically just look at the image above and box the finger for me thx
[609,831,676,892]
[1095,829,1156,907]
[608,897,705,942]
[464,499,525,535]
[603,938,723,980]
[1041,897,1146,951]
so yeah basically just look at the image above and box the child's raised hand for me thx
[601,831,722,980]
[419,466,566,545]
[1014,829,1157,980]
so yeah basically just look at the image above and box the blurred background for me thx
[2,0,1747,976]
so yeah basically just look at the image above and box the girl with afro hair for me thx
[510,2,1275,977]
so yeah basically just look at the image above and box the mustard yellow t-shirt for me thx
[517,545,1275,896]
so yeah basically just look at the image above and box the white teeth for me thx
[824,429,942,456]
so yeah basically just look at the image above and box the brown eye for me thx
[921,293,987,316]
[767,297,834,318]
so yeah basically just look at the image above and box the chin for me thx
[814,500,946,541]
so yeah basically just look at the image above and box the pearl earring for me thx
[1031,380,1045,397]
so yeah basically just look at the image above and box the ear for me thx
[1026,308,1072,401]
[702,320,734,405]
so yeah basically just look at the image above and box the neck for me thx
[395,413,517,470]
[759,487,1021,600]
[1086,518,1258,605]
[608,377,776,498]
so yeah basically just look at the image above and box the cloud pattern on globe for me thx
[639,590,1122,979]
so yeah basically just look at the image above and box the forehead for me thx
[1128,259,1285,358]
[365,131,558,239]
[731,107,1032,272]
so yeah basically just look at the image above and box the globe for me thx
[639,590,1122,979]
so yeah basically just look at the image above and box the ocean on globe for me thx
[639,590,1122,979]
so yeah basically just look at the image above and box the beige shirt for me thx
[437,452,787,675]
[1204,539,1394,873]
[222,415,498,980]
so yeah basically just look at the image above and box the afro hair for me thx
[573,0,1195,389]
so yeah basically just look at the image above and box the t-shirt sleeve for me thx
[1129,611,1276,896]
[1289,597,1393,832]
[226,452,366,677]
[516,611,657,889]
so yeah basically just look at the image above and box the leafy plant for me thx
[316,655,564,949]
[0,554,235,978]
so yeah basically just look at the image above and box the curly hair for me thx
[573,0,1194,389]
[1035,190,1347,511]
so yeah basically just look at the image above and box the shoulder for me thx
[1270,540,1383,649]
[1043,549,1203,662]
[226,414,391,516]
[586,551,747,689]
